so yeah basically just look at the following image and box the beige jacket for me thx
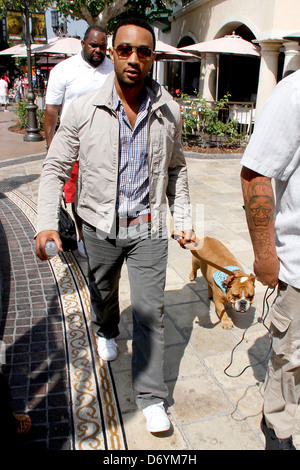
[37,71,192,235]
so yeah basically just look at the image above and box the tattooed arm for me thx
[241,166,279,288]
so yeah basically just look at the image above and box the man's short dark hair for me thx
[83,25,106,41]
[112,17,156,50]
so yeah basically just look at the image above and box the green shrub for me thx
[13,100,28,129]
[13,100,45,131]
[179,93,243,145]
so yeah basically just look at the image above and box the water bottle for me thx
[45,241,58,258]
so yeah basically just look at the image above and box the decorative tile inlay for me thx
[0,182,127,450]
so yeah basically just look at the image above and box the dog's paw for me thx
[189,271,196,281]
[221,318,234,329]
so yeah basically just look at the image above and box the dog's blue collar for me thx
[213,266,244,293]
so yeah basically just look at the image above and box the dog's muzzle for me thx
[235,298,250,313]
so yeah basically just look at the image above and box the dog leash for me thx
[171,230,236,277]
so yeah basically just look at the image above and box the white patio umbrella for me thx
[33,36,82,56]
[155,39,198,61]
[0,42,43,55]
[179,33,260,57]
[179,33,260,99]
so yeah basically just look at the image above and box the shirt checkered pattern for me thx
[112,86,151,218]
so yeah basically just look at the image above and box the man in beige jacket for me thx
[36,17,193,433]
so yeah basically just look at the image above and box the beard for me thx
[82,48,105,68]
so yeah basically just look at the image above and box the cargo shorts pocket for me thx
[270,304,292,333]
[269,293,293,358]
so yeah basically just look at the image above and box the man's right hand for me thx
[253,254,280,289]
[35,230,63,261]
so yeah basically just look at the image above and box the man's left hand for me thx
[175,229,195,248]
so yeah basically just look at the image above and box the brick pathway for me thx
[0,181,127,450]
[0,191,72,450]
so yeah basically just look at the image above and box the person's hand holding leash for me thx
[173,229,195,249]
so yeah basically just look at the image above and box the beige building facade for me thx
[158,0,300,117]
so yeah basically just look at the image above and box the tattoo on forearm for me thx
[249,194,273,229]
[247,180,274,229]
[252,231,275,260]
[242,176,276,260]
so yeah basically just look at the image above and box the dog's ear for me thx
[224,274,235,289]
[249,273,256,284]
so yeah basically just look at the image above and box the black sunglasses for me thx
[113,45,153,60]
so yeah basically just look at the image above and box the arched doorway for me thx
[177,36,201,95]
[167,36,201,96]
[217,25,260,104]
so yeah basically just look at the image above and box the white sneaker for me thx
[97,337,118,361]
[142,402,170,433]
[77,239,87,258]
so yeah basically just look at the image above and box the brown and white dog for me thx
[189,237,255,329]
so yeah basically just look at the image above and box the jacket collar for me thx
[92,70,173,112]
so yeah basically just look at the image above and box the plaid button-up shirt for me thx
[112,86,151,219]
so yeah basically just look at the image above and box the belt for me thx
[118,213,151,227]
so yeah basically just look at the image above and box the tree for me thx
[0,0,177,34]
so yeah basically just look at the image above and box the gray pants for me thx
[82,221,169,409]
[264,282,300,439]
